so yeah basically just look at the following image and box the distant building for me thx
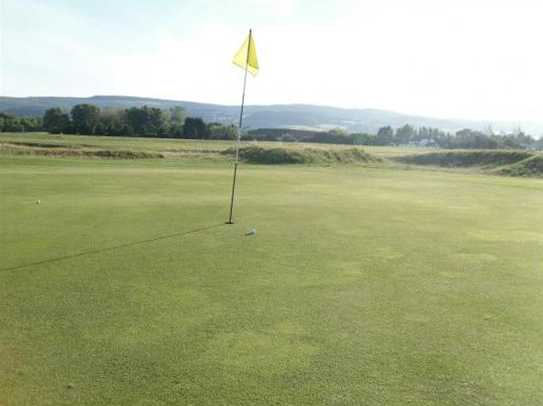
[408,139,437,148]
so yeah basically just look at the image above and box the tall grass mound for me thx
[0,142,163,159]
[493,155,543,177]
[222,146,381,165]
[395,150,533,168]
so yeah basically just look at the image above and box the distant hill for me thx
[1,95,541,135]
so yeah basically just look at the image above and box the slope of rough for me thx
[395,150,533,168]
[493,155,543,177]
[222,146,381,165]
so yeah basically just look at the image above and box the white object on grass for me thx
[246,228,256,236]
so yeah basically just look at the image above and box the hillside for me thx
[2,95,542,135]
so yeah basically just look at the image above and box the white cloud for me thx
[2,0,543,121]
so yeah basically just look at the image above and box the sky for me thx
[1,0,543,122]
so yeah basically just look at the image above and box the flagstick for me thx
[227,29,252,224]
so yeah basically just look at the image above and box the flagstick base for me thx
[225,221,235,225]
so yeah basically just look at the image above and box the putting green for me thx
[1,154,543,405]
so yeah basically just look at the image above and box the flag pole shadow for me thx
[0,223,224,273]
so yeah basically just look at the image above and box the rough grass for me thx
[222,145,381,164]
[2,133,543,180]
[2,155,543,405]
[7,141,79,149]
[394,150,534,168]
[0,133,409,160]
[493,155,543,177]
[0,142,164,159]
[394,150,543,178]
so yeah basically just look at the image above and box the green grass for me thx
[0,132,419,161]
[2,136,543,405]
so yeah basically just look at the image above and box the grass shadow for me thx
[1,223,224,273]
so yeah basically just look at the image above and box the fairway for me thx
[2,153,543,405]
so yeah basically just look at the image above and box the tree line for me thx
[0,113,42,132]
[370,125,537,149]
[247,125,540,150]
[40,104,237,140]
[1,104,541,150]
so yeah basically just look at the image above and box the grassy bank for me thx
[394,149,543,177]
[0,132,415,161]
[222,145,381,164]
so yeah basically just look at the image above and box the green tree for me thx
[376,126,394,145]
[168,106,186,137]
[43,108,70,134]
[123,106,167,136]
[352,133,377,145]
[125,107,146,135]
[208,122,237,140]
[170,106,186,126]
[183,117,209,139]
[71,104,101,134]
[395,124,416,144]
[147,107,168,136]
[98,108,124,136]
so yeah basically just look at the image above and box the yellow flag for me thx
[233,32,259,76]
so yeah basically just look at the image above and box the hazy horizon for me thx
[2,0,543,122]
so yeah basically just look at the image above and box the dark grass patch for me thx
[493,155,543,177]
[6,141,79,149]
[221,146,381,165]
[91,150,163,159]
[0,144,163,159]
[162,148,225,154]
[394,150,533,168]
[6,140,102,149]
